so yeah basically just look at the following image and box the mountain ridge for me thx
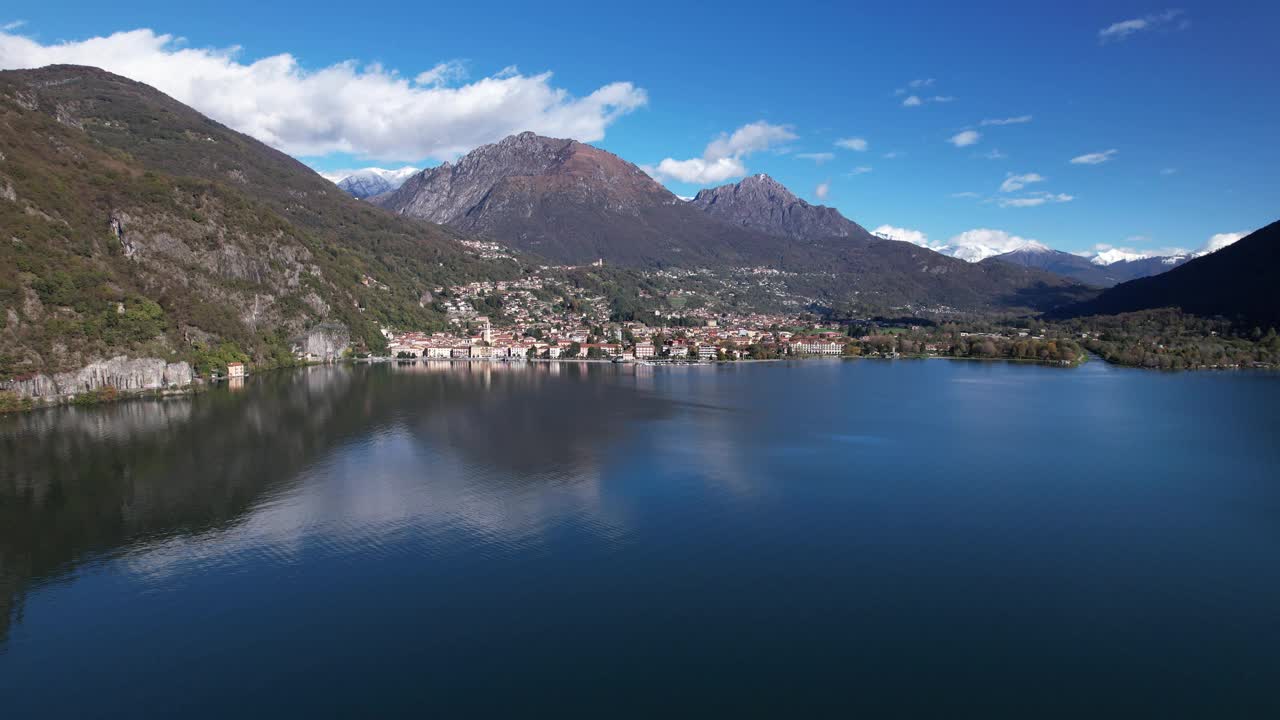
[0,64,515,381]
[690,174,873,241]
[378,131,1091,312]
[1054,221,1280,325]
[983,246,1191,287]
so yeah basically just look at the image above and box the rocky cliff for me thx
[2,356,192,399]
[295,322,351,361]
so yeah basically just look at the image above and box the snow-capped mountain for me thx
[872,226,1050,263]
[326,167,420,199]
[949,239,1051,263]
[872,225,1200,287]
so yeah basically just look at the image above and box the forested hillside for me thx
[0,65,519,380]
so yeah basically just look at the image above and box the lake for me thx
[2,359,1278,717]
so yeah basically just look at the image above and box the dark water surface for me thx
[2,360,1278,717]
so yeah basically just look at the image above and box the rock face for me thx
[295,322,351,361]
[3,356,193,399]
[690,174,872,241]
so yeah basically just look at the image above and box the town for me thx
[375,271,1085,366]
[383,314,852,362]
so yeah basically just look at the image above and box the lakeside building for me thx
[791,336,845,355]
[226,362,246,378]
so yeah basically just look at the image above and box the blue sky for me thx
[1,0,1276,258]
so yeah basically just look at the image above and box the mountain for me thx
[378,131,811,267]
[333,167,420,199]
[0,65,513,383]
[1055,221,1280,325]
[378,132,1091,311]
[1102,255,1190,281]
[984,246,1189,287]
[690,174,872,240]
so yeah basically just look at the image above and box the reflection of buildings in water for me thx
[228,376,245,392]
[631,362,656,392]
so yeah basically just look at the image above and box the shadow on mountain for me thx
[998,282,1100,314]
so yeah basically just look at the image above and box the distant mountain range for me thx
[375,132,1090,311]
[328,167,420,199]
[983,246,1189,287]
[337,139,1228,292]
[1055,221,1279,327]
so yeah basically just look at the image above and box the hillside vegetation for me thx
[0,66,519,380]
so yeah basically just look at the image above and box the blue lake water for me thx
[2,359,1278,716]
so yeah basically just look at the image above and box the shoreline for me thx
[6,351,1275,416]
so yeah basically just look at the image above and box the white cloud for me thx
[1160,167,1178,175]
[998,197,1048,208]
[1091,246,1154,265]
[1070,149,1118,165]
[1099,9,1187,42]
[647,120,796,184]
[882,151,900,159]
[0,28,647,161]
[999,172,1045,192]
[997,192,1073,208]
[1088,230,1250,264]
[703,121,796,159]
[319,165,420,185]
[646,156,746,185]
[873,225,939,249]
[943,229,1048,262]
[949,130,980,147]
[1,20,25,31]
[835,136,868,151]
[980,115,1032,126]
[1199,231,1248,255]
[980,148,1007,160]
[950,191,980,199]
[896,79,954,107]
[814,182,830,200]
[413,60,468,87]
[876,225,1054,262]
[796,152,834,164]
[902,94,952,107]
[847,166,873,176]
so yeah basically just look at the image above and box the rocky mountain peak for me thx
[690,175,869,241]
[377,132,675,231]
